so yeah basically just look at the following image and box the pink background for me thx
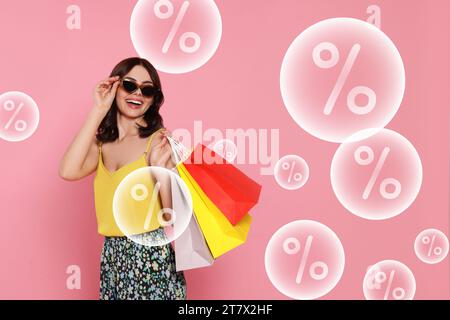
[0,0,449,299]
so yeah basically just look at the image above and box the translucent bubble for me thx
[0,91,40,142]
[113,166,192,247]
[274,155,309,190]
[363,260,416,300]
[414,229,449,264]
[331,128,422,220]
[130,0,222,74]
[280,18,405,142]
[265,220,345,300]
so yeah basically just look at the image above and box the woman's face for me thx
[115,65,155,119]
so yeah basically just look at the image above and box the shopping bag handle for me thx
[167,135,193,166]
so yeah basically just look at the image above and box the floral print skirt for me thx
[99,228,186,300]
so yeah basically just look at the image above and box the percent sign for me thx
[130,182,176,229]
[354,145,401,200]
[370,270,406,300]
[282,161,303,183]
[3,100,27,132]
[283,236,328,284]
[154,0,201,54]
[313,42,377,116]
[213,139,237,162]
[421,235,443,257]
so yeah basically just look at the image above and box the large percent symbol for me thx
[3,100,27,132]
[354,145,401,200]
[283,235,328,284]
[312,42,377,116]
[421,235,443,257]
[154,0,201,54]
[372,270,406,300]
[131,182,176,229]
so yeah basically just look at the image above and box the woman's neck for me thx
[116,113,145,141]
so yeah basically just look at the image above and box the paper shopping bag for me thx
[174,213,214,271]
[171,172,214,271]
[176,162,252,259]
[183,144,262,225]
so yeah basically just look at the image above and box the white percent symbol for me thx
[130,181,176,229]
[354,145,401,200]
[282,161,303,183]
[372,270,406,300]
[3,100,27,132]
[313,42,376,116]
[421,235,443,257]
[154,0,201,54]
[283,236,328,284]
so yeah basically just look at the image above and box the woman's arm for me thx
[149,130,177,221]
[59,108,106,180]
[59,76,120,181]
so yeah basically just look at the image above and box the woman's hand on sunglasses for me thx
[93,75,120,112]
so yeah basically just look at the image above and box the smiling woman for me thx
[58,57,186,300]
[96,58,164,144]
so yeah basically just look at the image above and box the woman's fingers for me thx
[161,137,168,147]
[162,131,182,146]
[159,146,172,164]
[99,78,120,98]
[154,135,169,150]
[104,76,120,83]
[161,129,173,139]
[110,80,120,94]
[153,137,165,150]
[155,139,171,155]
[160,130,184,149]
[97,76,120,89]
[105,79,120,94]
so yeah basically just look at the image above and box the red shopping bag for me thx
[183,144,262,225]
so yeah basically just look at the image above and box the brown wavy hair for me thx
[96,57,164,143]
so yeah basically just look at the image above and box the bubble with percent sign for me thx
[331,128,422,220]
[113,166,192,247]
[274,155,309,190]
[280,18,405,143]
[414,229,449,264]
[363,260,416,300]
[211,139,237,162]
[130,0,222,74]
[265,220,345,300]
[0,91,39,142]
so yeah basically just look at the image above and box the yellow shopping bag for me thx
[177,162,252,258]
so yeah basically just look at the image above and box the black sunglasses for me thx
[120,78,160,98]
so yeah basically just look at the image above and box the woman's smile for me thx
[126,100,143,109]
[125,96,145,110]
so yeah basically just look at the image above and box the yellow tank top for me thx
[94,128,164,236]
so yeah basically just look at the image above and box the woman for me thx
[59,57,186,300]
